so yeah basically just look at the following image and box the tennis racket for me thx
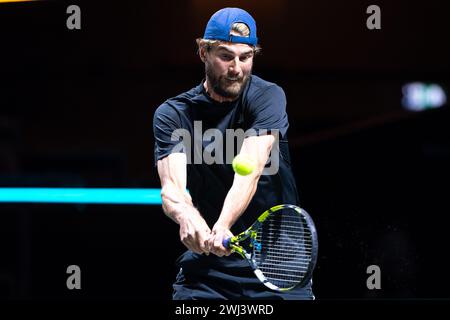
[223,204,318,291]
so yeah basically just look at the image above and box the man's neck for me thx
[203,79,235,103]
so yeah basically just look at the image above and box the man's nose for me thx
[228,57,242,75]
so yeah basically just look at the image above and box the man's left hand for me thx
[206,224,234,257]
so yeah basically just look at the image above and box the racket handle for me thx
[222,237,231,248]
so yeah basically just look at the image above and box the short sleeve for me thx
[246,85,289,139]
[152,103,184,165]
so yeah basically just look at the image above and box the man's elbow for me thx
[254,155,271,178]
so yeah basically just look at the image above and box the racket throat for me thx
[253,269,280,291]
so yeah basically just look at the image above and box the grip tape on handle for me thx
[222,237,231,248]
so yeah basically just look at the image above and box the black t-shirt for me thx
[153,75,300,234]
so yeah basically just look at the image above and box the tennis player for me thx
[153,7,314,300]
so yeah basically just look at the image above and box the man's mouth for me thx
[225,77,240,82]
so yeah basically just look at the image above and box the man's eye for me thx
[221,54,232,60]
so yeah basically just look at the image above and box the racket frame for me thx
[225,204,318,291]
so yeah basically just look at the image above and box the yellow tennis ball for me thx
[232,154,256,176]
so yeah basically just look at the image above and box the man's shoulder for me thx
[249,75,277,89]
[155,83,202,115]
[246,75,285,100]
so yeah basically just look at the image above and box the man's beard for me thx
[205,61,251,100]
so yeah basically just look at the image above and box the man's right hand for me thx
[177,212,212,255]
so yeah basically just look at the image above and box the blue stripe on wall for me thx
[0,188,162,205]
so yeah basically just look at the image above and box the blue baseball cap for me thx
[203,8,258,46]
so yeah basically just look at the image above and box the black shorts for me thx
[172,250,315,300]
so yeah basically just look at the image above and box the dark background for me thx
[0,0,449,300]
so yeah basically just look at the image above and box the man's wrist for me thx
[214,218,232,231]
[174,205,201,224]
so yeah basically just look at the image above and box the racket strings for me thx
[253,208,314,289]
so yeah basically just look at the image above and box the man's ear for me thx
[199,46,207,63]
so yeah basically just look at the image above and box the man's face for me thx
[204,43,254,100]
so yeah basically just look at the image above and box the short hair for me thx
[196,22,262,55]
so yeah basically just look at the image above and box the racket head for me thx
[225,204,318,291]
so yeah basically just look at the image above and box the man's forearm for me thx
[161,185,199,224]
[215,135,274,230]
[216,175,259,229]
